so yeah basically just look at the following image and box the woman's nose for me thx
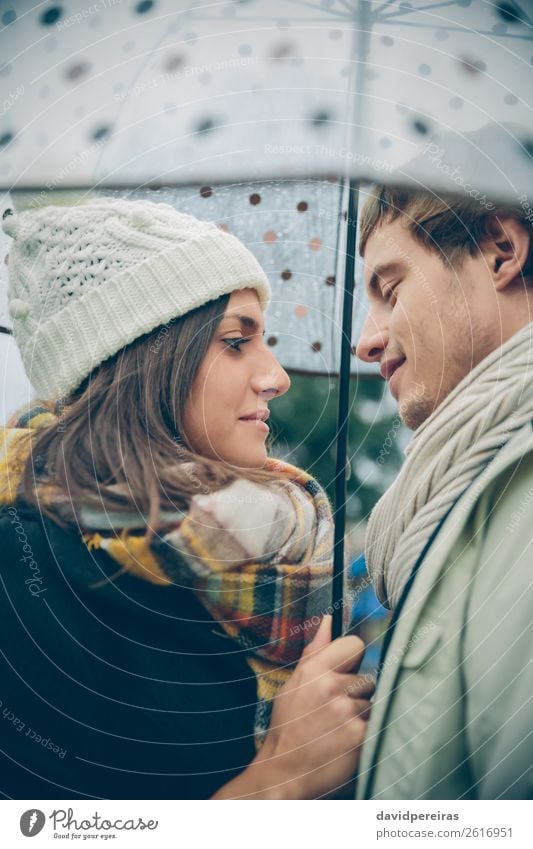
[356,313,389,363]
[253,356,291,399]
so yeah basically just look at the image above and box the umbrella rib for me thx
[374,0,397,16]
[281,0,353,19]
[381,0,462,19]
[376,18,532,38]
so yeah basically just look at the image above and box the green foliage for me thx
[269,373,405,520]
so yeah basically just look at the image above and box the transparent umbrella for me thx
[1,0,532,635]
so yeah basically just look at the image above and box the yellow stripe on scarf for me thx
[247,656,292,750]
[178,515,226,571]
[0,412,56,506]
[0,429,31,505]
[248,656,291,699]
[83,530,172,586]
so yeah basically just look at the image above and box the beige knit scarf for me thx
[366,323,533,610]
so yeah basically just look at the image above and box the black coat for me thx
[0,505,258,799]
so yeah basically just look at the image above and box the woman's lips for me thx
[238,417,270,434]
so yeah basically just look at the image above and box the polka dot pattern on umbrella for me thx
[2,0,530,235]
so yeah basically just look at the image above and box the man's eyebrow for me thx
[219,314,264,334]
[367,261,405,295]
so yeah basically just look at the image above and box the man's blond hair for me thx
[359,186,533,280]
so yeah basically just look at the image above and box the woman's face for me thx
[183,289,291,468]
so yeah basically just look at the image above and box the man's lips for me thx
[380,357,406,381]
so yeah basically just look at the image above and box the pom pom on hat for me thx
[1,209,18,238]
[8,298,30,319]
[130,208,153,228]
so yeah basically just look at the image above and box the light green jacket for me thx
[357,421,533,800]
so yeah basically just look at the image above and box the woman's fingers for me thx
[301,617,365,674]
[310,633,366,675]
[256,628,374,799]
[302,613,332,656]
[343,673,376,700]
[347,698,372,722]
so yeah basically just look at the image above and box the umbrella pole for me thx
[332,178,359,640]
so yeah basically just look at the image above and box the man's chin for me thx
[398,383,433,431]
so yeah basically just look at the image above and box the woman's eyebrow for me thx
[220,314,264,334]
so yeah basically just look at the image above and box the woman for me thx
[0,198,372,799]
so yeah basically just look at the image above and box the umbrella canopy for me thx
[2,0,533,377]
[1,0,532,199]
[2,0,532,635]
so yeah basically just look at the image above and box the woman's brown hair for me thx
[20,293,276,537]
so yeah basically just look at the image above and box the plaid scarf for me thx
[0,403,333,746]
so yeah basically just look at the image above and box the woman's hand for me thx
[212,615,374,799]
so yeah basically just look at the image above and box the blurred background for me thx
[270,371,405,670]
[3,0,531,669]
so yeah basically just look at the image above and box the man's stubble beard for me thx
[399,382,434,431]
[398,301,491,431]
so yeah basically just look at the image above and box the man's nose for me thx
[356,313,389,363]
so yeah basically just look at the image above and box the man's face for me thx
[357,218,499,430]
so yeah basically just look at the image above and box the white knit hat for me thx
[2,198,271,399]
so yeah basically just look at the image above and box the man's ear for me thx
[482,215,531,291]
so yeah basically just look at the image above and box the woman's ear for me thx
[484,215,531,291]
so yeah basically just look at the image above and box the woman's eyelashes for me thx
[222,336,252,353]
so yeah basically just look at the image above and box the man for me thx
[355,185,533,799]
